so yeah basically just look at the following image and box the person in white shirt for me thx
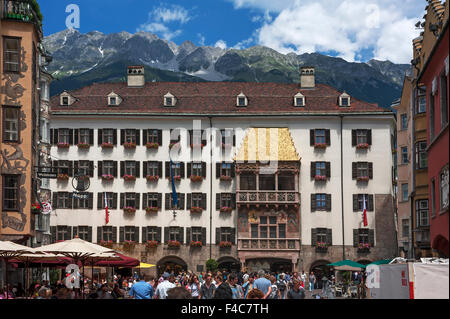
[154,273,176,299]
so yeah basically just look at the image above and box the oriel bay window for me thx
[278,172,295,190]
[2,175,19,211]
[252,216,286,239]
[259,174,275,191]
[2,107,20,143]
[415,142,428,169]
[416,200,429,227]
[240,172,256,190]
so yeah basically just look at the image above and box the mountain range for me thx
[44,29,411,108]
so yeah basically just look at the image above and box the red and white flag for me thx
[363,195,368,227]
[105,193,109,225]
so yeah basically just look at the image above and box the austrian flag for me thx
[363,195,368,227]
[105,192,109,225]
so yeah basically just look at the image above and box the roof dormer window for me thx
[237,93,248,107]
[294,93,305,107]
[339,93,351,107]
[109,97,117,105]
[62,97,69,105]
[60,92,73,106]
[164,92,176,107]
[108,92,122,106]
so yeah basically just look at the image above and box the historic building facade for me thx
[48,66,398,275]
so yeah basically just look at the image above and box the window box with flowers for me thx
[101,174,114,181]
[190,241,203,248]
[145,207,159,213]
[168,240,181,248]
[190,144,205,149]
[100,240,113,249]
[123,175,136,182]
[123,142,136,149]
[57,142,70,149]
[314,143,327,149]
[190,175,203,183]
[77,143,90,149]
[356,143,370,150]
[315,242,329,252]
[314,175,327,182]
[101,142,114,149]
[31,202,41,214]
[123,207,136,214]
[219,241,233,248]
[57,174,69,181]
[357,243,371,253]
[190,207,203,214]
[145,240,159,249]
[220,175,232,182]
[357,176,370,182]
[123,240,136,250]
[220,207,233,213]
[146,175,159,182]
[168,175,181,182]
[146,142,160,150]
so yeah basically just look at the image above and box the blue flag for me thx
[170,159,178,207]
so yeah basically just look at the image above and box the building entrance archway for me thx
[157,256,187,276]
[217,257,240,273]
[309,260,332,289]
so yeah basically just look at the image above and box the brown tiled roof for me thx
[51,82,390,115]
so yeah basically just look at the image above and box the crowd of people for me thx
[0,269,366,300]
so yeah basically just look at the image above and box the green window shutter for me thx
[369,229,375,247]
[142,227,148,243]
[311,229,317,246]
[353,229,359,247]
[311,194,316,212]
[97,227,102,243]
[119,227,124,243]
[353,195,358,212]
[186,228,191,244]
[112,227,117,243]
[327,229,332,246]
[326,194,332,211]
[352,130,356,146]
[216,194,221,210]
[202,228,207,246]
[368,195,374,211]
[216,228,221,244]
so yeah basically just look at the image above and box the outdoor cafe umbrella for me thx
[328,260,366,271]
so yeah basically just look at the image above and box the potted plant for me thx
[220,207,233,213]
[57,173,69,181]
[123,174,136,181]
[100,240,113,248]
[356,143,370,150]
[145,240,159,249]
[219,241,233,248]
[190,241,203,248]
[146,175,159,182]
[123,207,136,214]
[145,207,159,213]
[57,142,70,149]
[316,242,329,252]
[190,207,203,214]
[101,174,114,181]
[206,259,218,272]
[168,240,181,248]
[146,142,160,149]
[220,175,232,181]
[358,243,371,252]
[77,143,90,149]
[314,175,327,181]
[123,240,136,250]
[31,202,41,214]
[123,142,136,149]
[314,143,327,149]
[357,176,370,182]
[190,175,203,182]
[101,142,114,149]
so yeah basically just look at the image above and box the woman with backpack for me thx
[277,274,288,299]
[268,275,280,299]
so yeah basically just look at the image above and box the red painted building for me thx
[421,20,449,257]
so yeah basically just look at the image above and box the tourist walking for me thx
[309,272,316,292]
[154,273,176,299]
[277,274,288,299]
[253,270,272,299]
[212,274,232,299]
[200,273,216,299]
[187,274,201,299]
[287,280,306,299]
[128,275,153,299]
[242,274,254,299]
[268,275,279,299]
[229,273,244,299]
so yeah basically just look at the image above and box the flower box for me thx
[357,176,370,182]
[190,207,203,214]
[219,241,233,248]
[101,142,114,149]
[57,174,69,181]
[146,175,159,182]
[190,144,205,149]
[314,143,327,149]
[57,142,70,149]
[123,142,136,149]
[314,175,327,182]
[168,240,181,248]
[146,240,159,249]
[220,207,233,213]
[316,242,329,249]
[77,143,90,149]
[358,243,371,250]
[123,241,136,250]
[356,143,370,150]
[100,241,113,248]
[31,202,41,214]
[190,175,203,183]
[145,207,159,213]
[168,175,181,181]
[101,174,114,181]
[123,175,136,181]
[146,142,160,149]
[190,241,203,248]
[220,175,232,181]
[123,207,136,214]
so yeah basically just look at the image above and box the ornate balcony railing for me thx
[1,1,42,29]
[237,191,300,204]
[238,238,300,251]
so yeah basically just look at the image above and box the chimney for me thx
[127,66,145,87]
[300,66,315,89]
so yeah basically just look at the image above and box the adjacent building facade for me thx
[49,66,398,276]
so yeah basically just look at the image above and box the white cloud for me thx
[197,33,206,46]
[137,4,192,40]
[215,40,228,50]
[230,0,425,63]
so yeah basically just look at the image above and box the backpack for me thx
[269,284,278,299]
[277,279,287,291]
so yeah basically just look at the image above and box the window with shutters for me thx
[57,192,71,209]
[74,193,91,209]
[315,129,326,145]
[169,193,183,210]
[102,129,114,144]
[415,142,428,169]
[124,226,136,242]
[221,193,232,208]
[146,227,159,242]
[259,175,275,191]
[103,161,115,176]
[3,107,20,143]
[77,226,90,241]
[191,227,203,242]
[278,173,295,190]
[416,200,429,227]
[146,162,160,177]
[77,161,91,176]
[315,194,327,210]
[169,227,181,242]
[220,228,232,242]
[356,162,370,179]
[189,130,206,147]
[240,173,256,190]
[315,162,326,177]
[58,129,71,144]
[124,129,136,144]
[102,193,115,209]
[78,129,91,144]
[2,175,19,210]
[191,163,203,177]
[57,226,70,241]
[102,226,113,242]
[125,193,137,208]
[171,162,181,177]
[146,193,159,208]
[146,130,159,144]
[316,228,328,245]
[192,193,203,208]
[221,163,232,177]
[124,161,136,176]
[358,229,369,245]
[3,37,21,73]
[57,161,71,176]
[356,130,369,145]
[220,130,234,146]
[356,194,372,211]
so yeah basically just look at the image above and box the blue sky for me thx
[38,0,426,63]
